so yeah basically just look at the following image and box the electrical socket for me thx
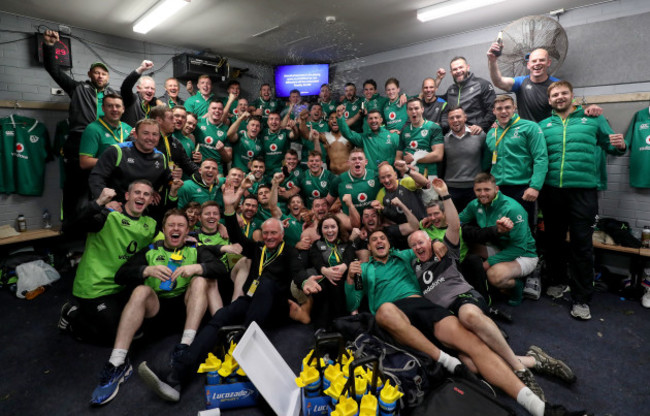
[51,88,65,96]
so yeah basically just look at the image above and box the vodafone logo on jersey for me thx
[344,111,350,118]
[358,193,368,202]
[247,150,254,157]
[287,182,294,189]
[389,112,396,120]
[270,144,278,152]
[312,190,320,197]
[409,141,418,149]
[646,135,650,145]
[264,109,270,115]
[15,143,25,153]
[233,108,239,115]
[205,136,214,145]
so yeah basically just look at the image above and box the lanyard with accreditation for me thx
[246,241,285,297]
[98,118,124,143]
[492,116,520,164]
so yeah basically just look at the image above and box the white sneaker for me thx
[570,303,591,320]
[546,284,570,300]
[641,287,650,309]
[523,275,541,300]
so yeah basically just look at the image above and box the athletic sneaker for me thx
[57,301,78,332]
[90,357,133,405]
[515,368,545,402]
[523,275,542,300]
[138,361,181,402]
[527,345,576,383]
[641,286,650,309]
[546,284,570,300]
[544,404,592,415]
[570,303,591,320]
[170,343,189,367]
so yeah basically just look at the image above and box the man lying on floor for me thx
[137,178,315,401]
[344,228,588,416]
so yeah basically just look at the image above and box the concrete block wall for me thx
[0,11,272,231]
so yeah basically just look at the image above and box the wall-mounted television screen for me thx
[274,64,329,97]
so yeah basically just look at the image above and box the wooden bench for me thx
[0,228,61,246]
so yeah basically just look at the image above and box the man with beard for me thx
[443,106,487,213]
[442,57,496,133]
[151,105,200,179]
[42,29,117,224]
[341,82,364,132]
[297,103,329,166]
[170,107,196,162]
[373,160,429,223]
[337,105,401,167]
[318,83,337,118]
[346,226,585,416]
[538,81,626,320]
[321,112,352,174]
[250,83,284,125]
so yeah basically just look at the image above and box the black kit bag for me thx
[411,377,515,416]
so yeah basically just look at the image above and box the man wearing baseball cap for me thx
[42,30,117,231]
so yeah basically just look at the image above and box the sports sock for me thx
[517,386,545,416]
[108,349,128,367]
[436,350,462,372]
[181,329,196,345]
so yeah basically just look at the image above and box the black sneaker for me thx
[515,368,545,402]
[170,343,189,367]
[90,357,133,405]
[527,345,576,384]
[544,404,592,416]
[58,301,78,332]
[138,360,181,402]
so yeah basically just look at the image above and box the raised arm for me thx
[487,42,515,92]
[432,178,459,245]
[227,111,249,143]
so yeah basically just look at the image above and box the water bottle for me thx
[160,251,183,291]
[42,209,52,229]
[642,226,650,248]
[16,214,27,232]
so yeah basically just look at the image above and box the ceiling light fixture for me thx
[133,0,190,34]
[417,0,506,23]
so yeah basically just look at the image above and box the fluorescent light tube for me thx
[417,0,506,22]
[133,0,189,34]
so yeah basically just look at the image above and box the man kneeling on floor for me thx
[90,208,234,405]
[137,180,313,402]
[344,233,586,414]
[459,172,539,305]
[407,178,575,402]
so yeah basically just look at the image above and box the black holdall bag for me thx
[411,377,515,416]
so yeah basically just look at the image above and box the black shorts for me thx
[73,288,134,343]
[447,289,488,316]
[393,296,452,338]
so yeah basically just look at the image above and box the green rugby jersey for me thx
[73,210,157,299]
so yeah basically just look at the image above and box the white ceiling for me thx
[1,0,599,65]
